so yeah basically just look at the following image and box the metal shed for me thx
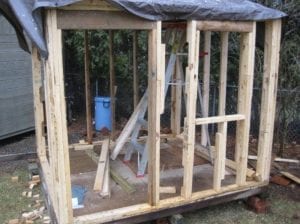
[0,13,34,140]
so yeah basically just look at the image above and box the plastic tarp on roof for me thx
[2,0,286,58]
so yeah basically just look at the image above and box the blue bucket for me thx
[94,97,111,131]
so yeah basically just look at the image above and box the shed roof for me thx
[1,0,286,57]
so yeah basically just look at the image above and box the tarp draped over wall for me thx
[1,0,286,58]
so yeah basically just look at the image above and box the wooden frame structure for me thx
[31,1,282,223]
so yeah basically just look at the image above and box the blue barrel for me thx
[94,97,111,131]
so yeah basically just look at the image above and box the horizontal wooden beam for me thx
[57,10,156,30]
[73,181,265,224]
[195,114,245,125]
[197,21,253,32]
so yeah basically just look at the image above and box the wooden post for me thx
[182,21,200,199]
[218,32,229,179]
[109,31,116,138]
[201,31,211,146]
[235,22,256,186]
[31,47,46,160]
[84,31,93,144]
[256,20,282,182]
[44,9,73,223]
[171,57,183,135]
[213,132,223,191]
[147,21,162,206]
[32,46,54,207]
[133,31,139,109]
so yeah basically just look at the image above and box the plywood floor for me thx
[69,140,235,217]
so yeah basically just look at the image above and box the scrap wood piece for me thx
[248,155,300,164]
[11,176,19,182]
[100,156,110,198]
[159,186,176,194]
[93,139,110,191]
[280,171,300,184]
[28,179,40,186]
[110,168,136,194]
[32,175,40,181]
[73,144,94,151]
[8,219,19,224]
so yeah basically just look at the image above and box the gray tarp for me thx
[1,0,286,58]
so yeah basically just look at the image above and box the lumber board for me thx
[110,168,136,194]
[248,155,299,164]
[201,31,211,146]
[84,31,93,144]
[100,151,110,197]
[57,10,156,30]
[213,133,223,191]
[182,21,199,199]
[197,21,254,32]
[218,32,229,179]
[73,181,265,224]
[159,186,176,194]
[280,172,300,184]
[133,31,139,109]
[256,20,282,181]
[159,44,166,113]
[195,114,245,125]
[235,22,256,186]
[43,9,73,223]
[218,32,229,120]
[0,152,37,162]
[93,139,110,191]
[147,21,162,206]
[171,57,183,135]
[31,47,47,159]
[109,31,116,138]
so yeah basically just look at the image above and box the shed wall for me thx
[0,14,34,140]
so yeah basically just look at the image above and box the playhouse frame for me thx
[31,1,282,223]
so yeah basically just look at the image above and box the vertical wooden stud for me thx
[133,31,139,109]
[31,47,47,160]
[213,132,223,191]
[182,21,200,199]
[201,31,211,146]
[44,9,73,223]
[171,57,183,135]
[84,31,93,144]
[147,21,162,206]
[256,20,282,182]
[159,44,166,113]
[109,31,116,138]
[218,32,229,179]
[235,22,256,185]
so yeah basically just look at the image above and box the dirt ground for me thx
[0,133,299,224]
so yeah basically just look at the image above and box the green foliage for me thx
[64,30,148,117]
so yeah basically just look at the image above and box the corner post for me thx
[44,9,73,223]
[148,21,162,206]
[256,19,282,182]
